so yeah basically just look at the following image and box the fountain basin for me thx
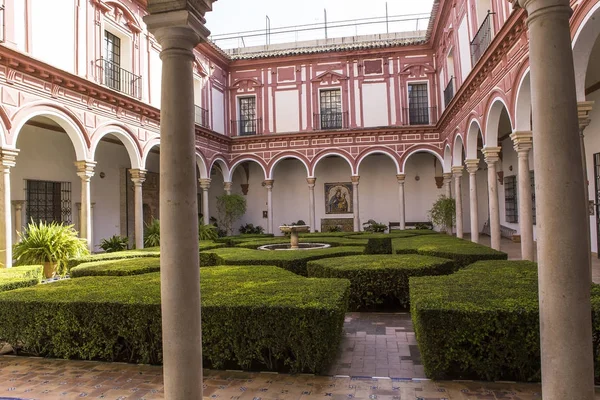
[258,243,331,251]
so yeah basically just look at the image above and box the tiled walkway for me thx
[3,355,595,400]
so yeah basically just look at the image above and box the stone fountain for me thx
[258,225,330,251]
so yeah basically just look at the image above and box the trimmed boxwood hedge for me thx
[201,246,366,275]
[0,266,349,374]
[394,234,507,267]
[364,237,393,254]
[234,236,368,249]
[308,254,454,310]
[410,260,600,382]
[71,258,161,278]
[67,250,160,271]
[216,234,274,246]
[0,265,43,292]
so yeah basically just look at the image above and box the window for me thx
[408,83,430,125]
[319,89,343,130]
[238,96,257,136]
[104,30,121,92]
[504,175,518,223]
[25,180,72,224]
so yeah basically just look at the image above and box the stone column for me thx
[307,178,316,232]
[0,149,17,268]
[223,181,232,195]
[351,176,360,232]
[130,169,147,250]
[482,147,501,250]
[75,161,96,252]
[452,166,463,237]
[144,5,212,398]
[396,174,406,230]
[199,178,211,225]
[510,131,534,261]
[465,159,479,243]
[264,180,274,234]
[443,172,452,198]
[11,200,25,241]
[517,0,594,398]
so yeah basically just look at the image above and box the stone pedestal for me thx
[199,178,211,225]
[443,172,452,198]
[264,180,274,234]
[510,131,534,261]
[396,174,406,230]
[351,176,360,232]
[307,178,316,233]
[517,0,594,397]
[75,161,96,252]
[452,166,463,237]
[464,159,479,243]
[11,200,25,241]
[482,147,501,250]
[130,169,147,249]
[0,149,17,268]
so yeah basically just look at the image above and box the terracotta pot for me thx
[43,261,57,279]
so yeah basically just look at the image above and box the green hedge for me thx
[216,234,275,246]
[202,246,366,275]
[364,237,393,254]
[67,250,160,271]
[0,266,349,374]
[71,258,161,278]
[0,265,43,292]
[308,254,454,310]
[394,234,507,267]
[410,260,600,382]
[235,236,368,249]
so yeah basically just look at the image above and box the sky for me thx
[206,0,435,49]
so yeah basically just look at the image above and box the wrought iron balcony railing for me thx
[403,106,437,126]
[95,58,142,99]
[444,77,455,109]
[195,106,209,128]
[231,118,262,136]
[313,112,349,130]
[470,12,495,67]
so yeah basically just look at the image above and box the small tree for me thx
[428,195,456,234]
[216,194,247,236]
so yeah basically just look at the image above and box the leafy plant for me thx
[99,235,128,253]
[295,220,306,226]
[415,222,433,230]
[13,220,89,276]
[144,218,160,248]
[428,195,456,234]
[327,226,342,233]
[199,222,218,241]
[239,223,264,235]
[216,194,247,236]
[363,219,388,233]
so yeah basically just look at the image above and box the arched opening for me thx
[356,153,400,228]
[228,158,268,234]
[402,150,445,225]
[271,158,310,231]
[515,71,532,131]
[139,143,160,230]
[465,121,489,236]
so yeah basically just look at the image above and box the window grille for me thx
[238,96,257,135]
[104,31,122,92]
[25,180,72,225]
[408,83,430,125]
[319,89,343,129]
[504,175,518,223]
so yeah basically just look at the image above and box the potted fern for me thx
[13,220,89,278]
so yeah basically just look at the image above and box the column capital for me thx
[517,0,573,22]
[351,175,360,184]
[198,178,211,190]
[396,174,406,183]
[306,177,317,186]
[482,147,502,164]
[578,101,594,131]
[464,159,480,174]
[0,148,19,170]
[75,160,96,181]
[144,8,210,53]
[264,179,274,189]
[510,130,534,153]
[442,172,453,180]
[451,165,464,177]
[11,200,25,211]
[130,168,147,185]
[223,181,233,190]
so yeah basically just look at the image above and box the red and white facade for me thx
[0,0,598,265]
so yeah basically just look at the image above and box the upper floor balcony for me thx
[95,58,142,100]
[470,12,495,66]
[195,106,209,129]
[444,77,455,109]
[313,112,349,131]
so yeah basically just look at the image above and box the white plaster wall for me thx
[13,0,26,52]
[149,49,162,108]
[275,90,300,133]
[458,17,472,82]
[271,159,309,227]
[404,153,445,223]
[227,163,267,232]
[30,0,75,73]
[362,83,389,127]
[358,155,402,225]
[212,88,225,135]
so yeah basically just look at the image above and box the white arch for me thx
[514,69,532,131]
[12,106,88,160]
[401,148,444,172]
[355,149,401,175]
[90,124,143,169]
[268,154,310,179]
[196,152,209,179]
[229,157,268,181]
[443,144,452,172]
[453,134,466,165]
[141,138,160,168]
[485,97,513,148]
[466,119,484,159]
[573,1,600,101]
[311,151,355,176]
[209,157,231,182]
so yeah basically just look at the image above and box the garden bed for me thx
[0,265,43,292]
[307,254,454,310]
[66,250,160,271]
[70,258,161,277]
[0,265,349,374]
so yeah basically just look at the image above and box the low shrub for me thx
[364,237,393,254]
[71,258,160,278]
[362,219,388,233]
[0,266,349,374]
[393,234,507,267]
[144,218,160,248]
[409,260,600,382]
[298,231,361,238]
[0,277,38,292]
[0,265,42,292]
[235,236,368,249]
[215,234,274,246]
[203,246,366,276]
[99,235,128,253]
[66,250,160,271]
[239,223,265,235]
[198,223,218,241]
[308,254,454,310]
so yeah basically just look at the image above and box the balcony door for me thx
[239,97,257,136]
[408,83,430,125]
[104,31,121,92]
[319,89,342,130]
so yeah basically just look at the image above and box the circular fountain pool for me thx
[258,243,331,251]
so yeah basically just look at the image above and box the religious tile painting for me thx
[325,182,353,214]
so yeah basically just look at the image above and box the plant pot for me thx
[43,261,57,279]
